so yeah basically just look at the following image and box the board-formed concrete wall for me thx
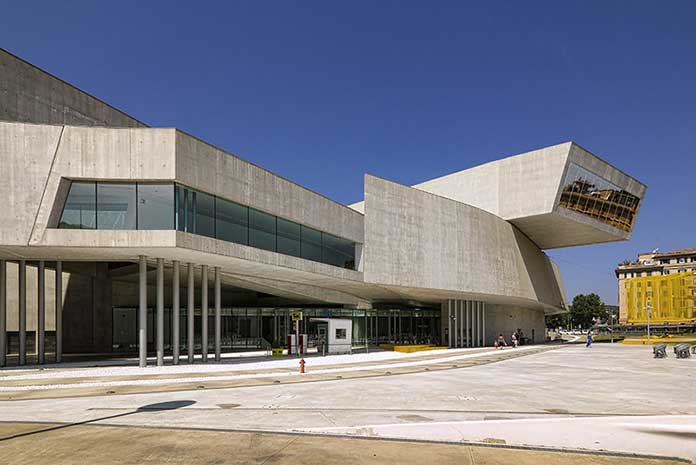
[413,142,571,220]
[363,174,565,309]
[175,131,364,244]
[353,142,646,249]
[0,49,145,128]
[484,305,546,346]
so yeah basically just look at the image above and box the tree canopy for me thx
[546,293,608,329]
[570,293,608,329]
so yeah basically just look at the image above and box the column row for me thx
[0,260,63,367]
[139,257,223,367]
[446,299,486,348]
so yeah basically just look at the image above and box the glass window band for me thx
[59,181,356,270]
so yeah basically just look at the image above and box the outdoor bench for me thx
[674,343,691,359]
[653,344,667,358]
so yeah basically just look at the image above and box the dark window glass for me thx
[59,181,96,229]
[216,198,248,245]
[195,191,215,238]
[137,184,174,230]
[186,188,195,233]
[97,183,136,230]
[175,185,186,232]
[249,208,276,251]
[277,218,301,257]
[322,233,355,269]
[301,226,322,262]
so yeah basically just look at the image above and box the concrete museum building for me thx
[0,48,646,367]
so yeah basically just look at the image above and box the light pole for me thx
[645,304,652,341]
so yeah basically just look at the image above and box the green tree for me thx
[570,293,608,329]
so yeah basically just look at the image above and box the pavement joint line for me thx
[82,407,666,417]
[0,419,689,463]
[258,435,299,465]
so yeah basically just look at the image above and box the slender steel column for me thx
[482,303,486,347]
[474,302,478,346]
[187,263,194,363]
[37,261,45,364]
[138,256,147,368]
[214,266,221,362]
[172,261,180,365]
[18,260,26,366]
[473,302,477,347]
[476,302,481,347]
[479,302,483,346]
[156,258,164,366]
[55,261,62,363]
[464,300,471,347]
[473,302,478,347]
[466,301,470,347]
[0,260,6,367]
[453,302,457,348]
[447,302,452,348]
[201,264,208,362]
[459,301,464,348]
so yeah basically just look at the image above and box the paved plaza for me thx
[0,344,694,464]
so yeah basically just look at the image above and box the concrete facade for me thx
[0,49,646,365]
[351,142,647,249]
[0,48,145,128]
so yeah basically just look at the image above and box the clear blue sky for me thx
[3,1,695,305]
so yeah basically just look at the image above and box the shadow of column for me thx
[0,400,196,442]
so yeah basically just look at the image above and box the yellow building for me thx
[623,271,696,323]
[616,249,696,325]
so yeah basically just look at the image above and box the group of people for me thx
[493,329,524,349]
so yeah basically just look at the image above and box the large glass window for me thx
[137,184,174,230]
[249,208,276,251]
[59,181,96,229]
[97,183,137,230]
[216,198,248,245]
[322,233,355,269]
[277,218,301,257]
[175,184,186,232]
[301,226,322,262]
[558,163,641,232]
[186,188,195,233]
[57,180,357,269]
[195,191,216,238]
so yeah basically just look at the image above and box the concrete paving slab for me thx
[0,422,686,465]
[0,344,693,462]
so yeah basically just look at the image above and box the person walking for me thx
[586,330,593,348]
[511,332,518,348]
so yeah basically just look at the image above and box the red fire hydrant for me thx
[299,358,306,374]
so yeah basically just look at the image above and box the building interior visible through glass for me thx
[559,163,641,232]
[58,181,356,270]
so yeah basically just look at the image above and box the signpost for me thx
[646,304,652,341]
